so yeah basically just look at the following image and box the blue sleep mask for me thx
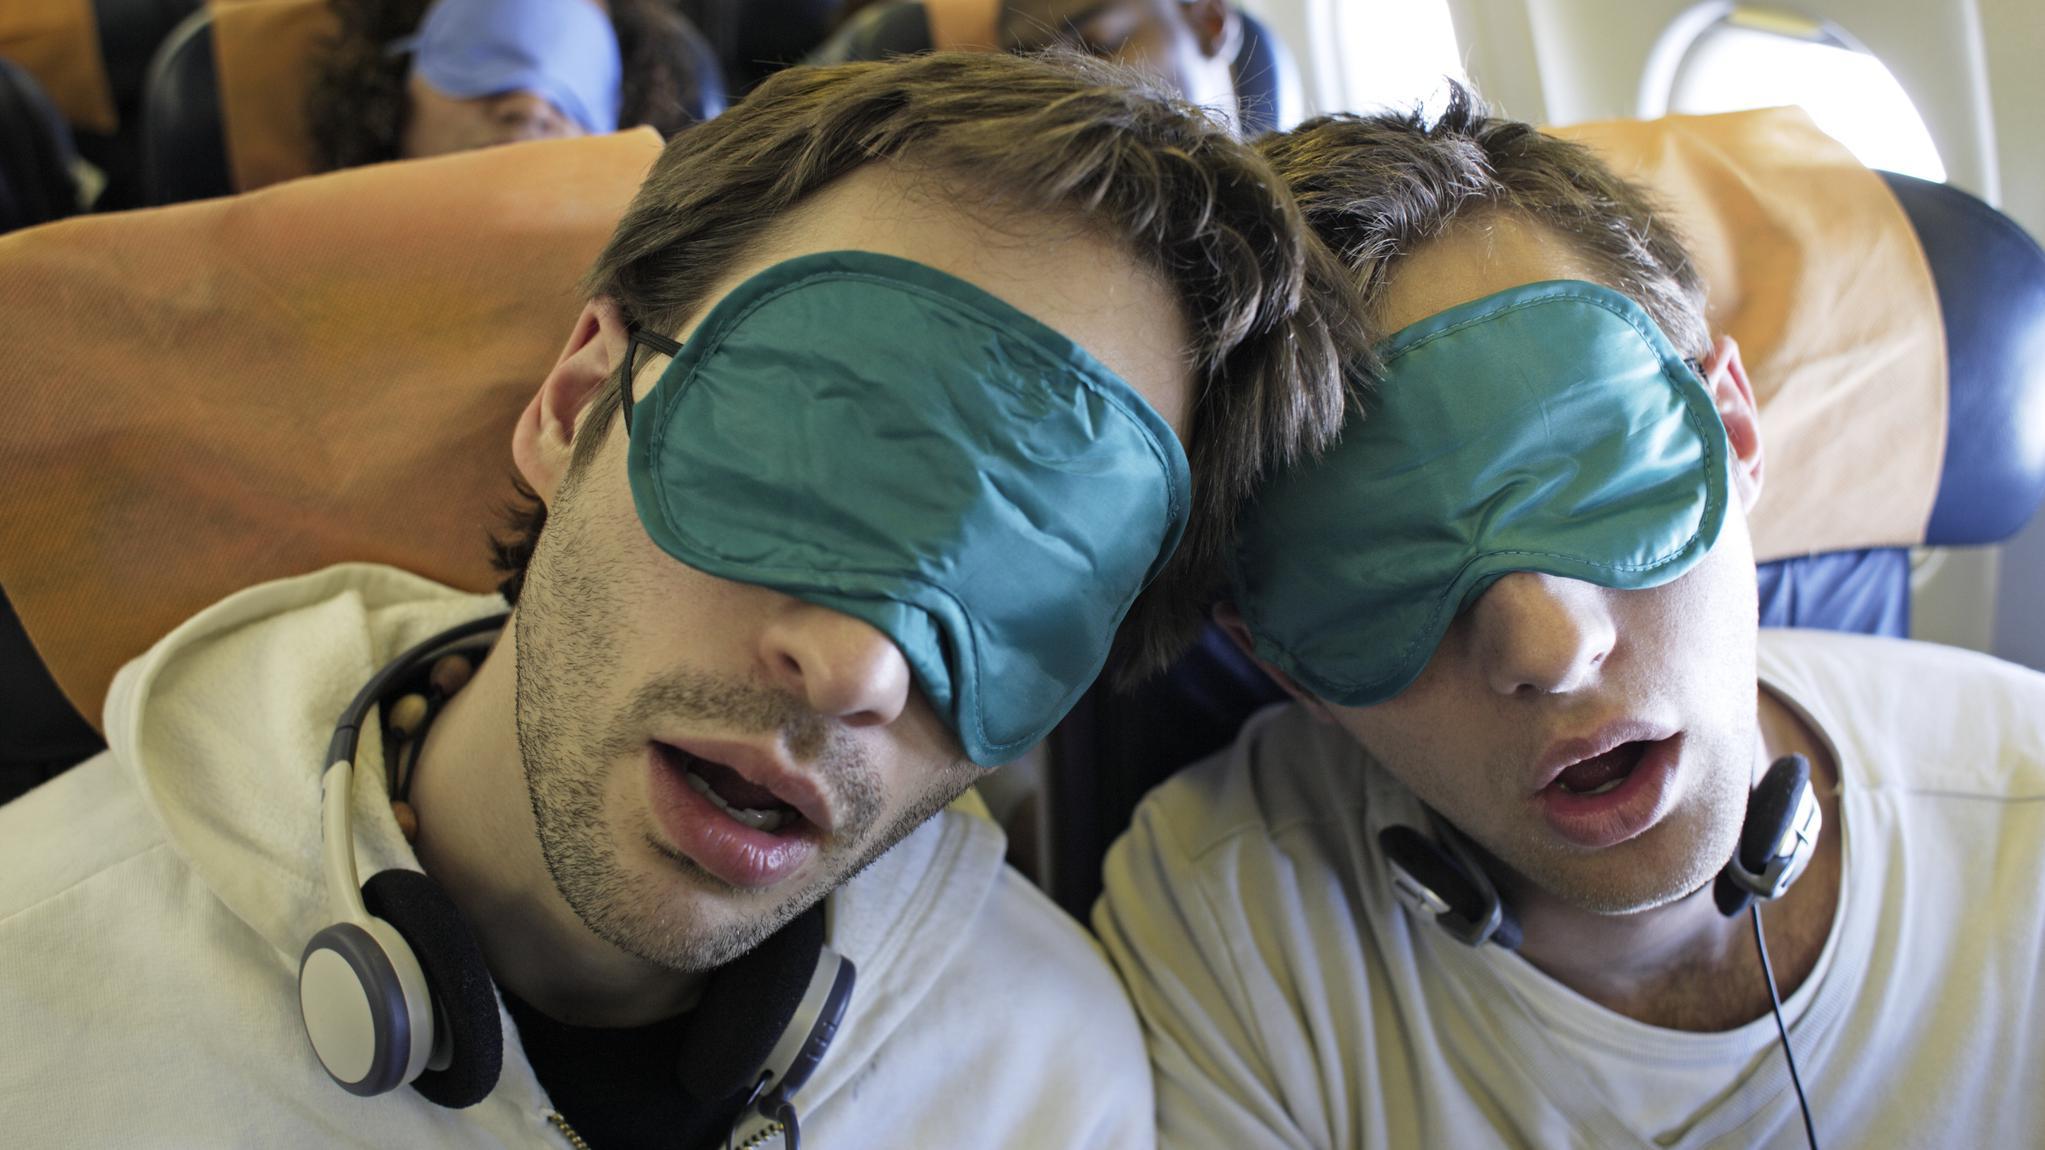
[402,0,622,135]
[1233,280,1729,706]
[623,251,1190,765]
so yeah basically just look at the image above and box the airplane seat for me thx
[0,56,82,234]
[1751,548,1908,636]
[1040,163,2045,920]
[801,1,1298,134]
[1889,171,2045,545]
[0,0,197,210]
[93,0,202,104]
[140,9,229,206]
[800,1,933,67]
[1752,171,2045,639]
[0,129,672,808]
[712,0,846,92]
[0,16,181,768]
[85,0,204,208]
[138,2,728,207]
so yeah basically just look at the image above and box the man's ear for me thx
[1186,0,1240,59]
[1700,334,1764,511]
[1212,602,1338,724]
[513,298,629,504]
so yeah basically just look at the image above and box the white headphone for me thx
[297,615,854,1123]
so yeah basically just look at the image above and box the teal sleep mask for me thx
[622,250,1190,765]
[1232,279,1729,706]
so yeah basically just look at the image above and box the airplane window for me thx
[1325,0,1465,112]
[1666,7,1946,181]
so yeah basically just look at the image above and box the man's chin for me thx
[538,840,825,975]
[1553,873,1709,918]
[1527,833,1735,918]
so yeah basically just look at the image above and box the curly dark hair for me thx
[305,0,721,172]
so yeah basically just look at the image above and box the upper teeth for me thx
[682,767,792,832]
[1563,776,1627,797]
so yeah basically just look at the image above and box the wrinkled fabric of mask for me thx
[1233,280,1729,706]
[403,0,622,135]
[628,251,1190,765]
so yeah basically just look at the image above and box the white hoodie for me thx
[0,564,1153,1149]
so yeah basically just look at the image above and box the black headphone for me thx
[296,615,855,1127]
[1380,753,1822,949]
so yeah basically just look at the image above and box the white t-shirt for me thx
[1096,630,2045,1149]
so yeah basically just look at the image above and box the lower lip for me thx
[1536,736,1683,850]
[644,744,818,889]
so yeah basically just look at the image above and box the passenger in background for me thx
[0,52,1363,1150]
[1097,85,2045,1148]
[810,0,1243,128]
[1001,0,1239,119]
[306,0,710,170]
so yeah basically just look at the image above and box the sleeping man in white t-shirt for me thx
[1095,85,2045,1150]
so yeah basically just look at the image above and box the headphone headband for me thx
[300,612,855,1133]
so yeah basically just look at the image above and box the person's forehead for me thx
[1375,213,1604,335]
[667,164,1195,438]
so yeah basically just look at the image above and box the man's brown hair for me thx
[493,50,1365,678]
[1260,83,1709,368]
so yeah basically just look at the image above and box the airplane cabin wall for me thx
[1976,0,2045,670]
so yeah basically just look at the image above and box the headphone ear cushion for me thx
[676,901,827,1103]
[361,869,503,1108]
[1381,826,1477,909]
[1379,825,1522,950]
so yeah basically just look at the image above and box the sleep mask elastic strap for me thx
[620,327,677,435]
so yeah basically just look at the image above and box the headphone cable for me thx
[728,1073,803,1150]
[1751,904,1818,1150]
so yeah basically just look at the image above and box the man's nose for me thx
[1466,572,1616,697]
[757,602,913,728]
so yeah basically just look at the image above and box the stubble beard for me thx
[1486,730,1753,917]
[510,465,978,974]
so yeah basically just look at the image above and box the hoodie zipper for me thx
[547,1111,592,1149]
[732,1121,787,1149]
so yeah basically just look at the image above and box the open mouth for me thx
[660,745,812,837]
[674,751,802,834]
[644,741,826,888]
[1548,740,1652,798]
[1534,730,1683,849]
